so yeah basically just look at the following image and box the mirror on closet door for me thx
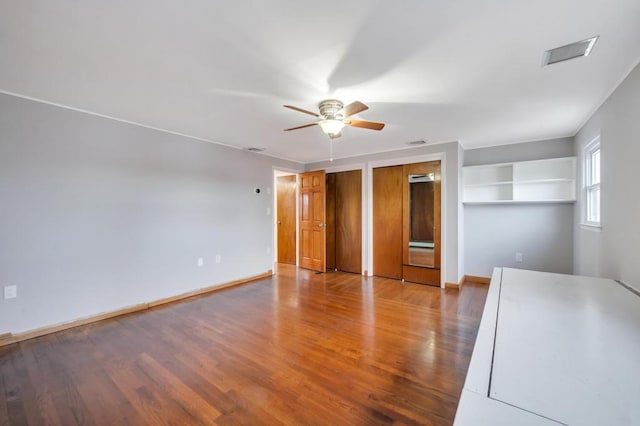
[408,173,435,267]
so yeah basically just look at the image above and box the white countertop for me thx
[455,268,640,425]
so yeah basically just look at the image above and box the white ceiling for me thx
[1,1,639,163]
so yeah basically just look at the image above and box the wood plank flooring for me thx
[0,264,488,425]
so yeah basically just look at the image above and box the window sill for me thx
[580,223,602,232]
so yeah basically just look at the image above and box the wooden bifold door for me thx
[326,170,362,274]
[372,166,403,279]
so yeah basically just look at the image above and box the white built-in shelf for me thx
[464,199,575,205]
[515,178,574,184]
[463,157,576,204]
[464,181,513,188]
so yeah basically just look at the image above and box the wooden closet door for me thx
[336,170,362,274]
[299,170,326,272]
[373,166,403,279]
[325,173,336,270]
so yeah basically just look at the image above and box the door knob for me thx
[277,220,281,224]
[319,223,326,228]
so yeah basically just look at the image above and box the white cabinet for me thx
[463,157,575,204]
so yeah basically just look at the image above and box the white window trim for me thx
[580,223,602,232]
[581,135,601,230]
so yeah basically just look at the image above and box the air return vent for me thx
[542,36,598,66]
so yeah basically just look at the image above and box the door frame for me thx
[306,163,366,275]
[367,153,447,287]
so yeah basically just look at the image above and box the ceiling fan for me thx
[283,99,385,139]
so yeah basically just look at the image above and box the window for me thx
[584,136,601,227]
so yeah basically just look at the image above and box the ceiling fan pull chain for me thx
[329,138,334,163]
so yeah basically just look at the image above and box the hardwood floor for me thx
[0,264,488,425]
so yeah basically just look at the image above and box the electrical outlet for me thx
[197,257,204,267]
[266,207,271,215]
[4,285,17,299]
[515,252,523,262]
[215,254,221,264]
[266,246,271,254]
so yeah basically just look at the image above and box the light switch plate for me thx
[4,285,17,299]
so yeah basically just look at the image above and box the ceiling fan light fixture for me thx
[283,100,383,138]
[318,119,345,137]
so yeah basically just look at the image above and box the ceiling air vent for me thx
[542,36,598,66]
[406,140,427,146]
[246,147,266,152]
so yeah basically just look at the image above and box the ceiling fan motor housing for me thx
[319,99,344,119]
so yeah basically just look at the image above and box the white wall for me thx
[0,93,302,334]
[463,138,575,277]
[307,142,463,285]
[465,204,574,277]
[574,63,640,287]
[464,138,575,166]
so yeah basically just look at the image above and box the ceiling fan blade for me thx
[346,119,385,131]
[283,105,320,117]
[340,101,368,118]
[284,123,318,131]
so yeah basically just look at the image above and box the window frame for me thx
[582,135,601,229]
